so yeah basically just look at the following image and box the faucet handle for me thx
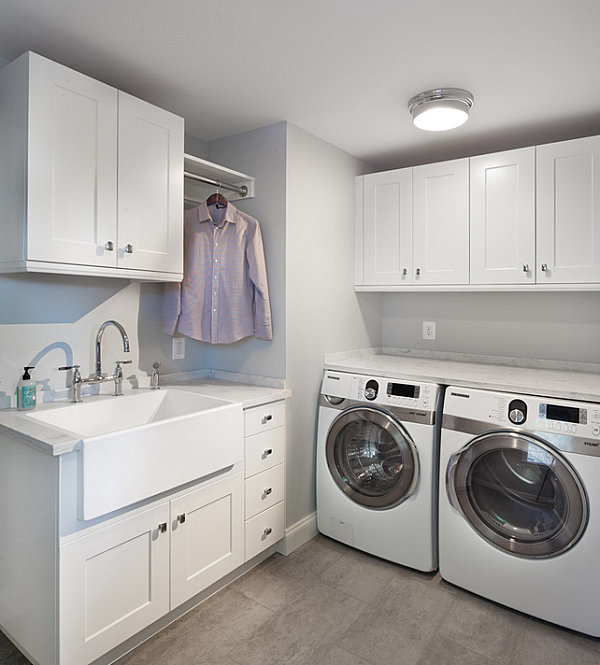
[59,364,80,370]
[115,360,132,366]
[153,362,160,370]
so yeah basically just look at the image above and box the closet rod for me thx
[184,171,248,197]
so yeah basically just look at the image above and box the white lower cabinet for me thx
[59,504,170,665]
[243,401,286,561]
[59,472,243,665]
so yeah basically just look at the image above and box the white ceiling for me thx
[0,0,599,170]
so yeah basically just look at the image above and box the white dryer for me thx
[316,370,442,571]
[439,386,600,636]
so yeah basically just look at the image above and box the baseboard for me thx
[277,512,318,555]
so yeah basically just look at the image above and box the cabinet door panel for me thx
[27,53,118,267]
[413,159,469,284]
[170,472,244,608]
[60,504,170,665]
[361,169,412,285]
[537,136,600,283]
[118,92,184,274]
[470,148,535,284]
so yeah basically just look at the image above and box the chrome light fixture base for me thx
[408,88,474,131]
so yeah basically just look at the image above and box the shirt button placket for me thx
[212,228,219,342]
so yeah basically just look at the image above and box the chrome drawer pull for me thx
[264,487,273,496]
[177,513,186,524]
[261,414,273,424]
[263,527,272,536]
[158,522,167,534]
[263,448,273,456]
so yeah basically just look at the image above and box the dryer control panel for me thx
[443,386,600,455]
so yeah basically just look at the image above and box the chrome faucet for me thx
[59,321,132,402]
[94,320,130,379]
[151,362,160,390]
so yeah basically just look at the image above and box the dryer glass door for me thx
[447,431,588,558]
[326,406,419,510]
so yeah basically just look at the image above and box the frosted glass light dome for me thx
[408,89,474,132]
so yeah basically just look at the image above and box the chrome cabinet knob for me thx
[263,527,272,536]
[124,243,134,254]
[541,263,548,272]
[177,513,186,524]
[105,241,114,251]
[263,448,273,456]
[416,267,421,276]
[522,264,529,272]
[261,414,273,424]
[263,487,273,496]
[158,522,167,534]
[402,267,407,276]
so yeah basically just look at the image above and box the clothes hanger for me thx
[206,185,228,209]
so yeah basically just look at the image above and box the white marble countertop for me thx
[0,380,291,457]
[324,349,600,403]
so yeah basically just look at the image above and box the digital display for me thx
[546,404,580,424]
[387,382,419,398]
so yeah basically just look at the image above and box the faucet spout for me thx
[95,320,130,378]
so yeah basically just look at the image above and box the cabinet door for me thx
[170,472,244,608]
[537,136,600,283]
[470,148,535,284]
[27,53,118,267]
[59,504,170,665]
[413,159,469,284]
[117,92,184,274]
[360,169,412,285]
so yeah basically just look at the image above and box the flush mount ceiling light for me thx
[408,88,474,131]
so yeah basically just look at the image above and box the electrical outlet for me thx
[172,337,185,360]
[422,321,436,340]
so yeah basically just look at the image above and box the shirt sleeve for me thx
[246,219,273,340]
[161,281,181,336]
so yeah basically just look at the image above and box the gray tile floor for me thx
[2,535,600,665]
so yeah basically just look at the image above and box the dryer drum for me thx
[447,431,589,558]
[325,406,420,510]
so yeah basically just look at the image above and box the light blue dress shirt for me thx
[163,201,272,344]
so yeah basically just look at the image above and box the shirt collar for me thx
[196,200,236,228]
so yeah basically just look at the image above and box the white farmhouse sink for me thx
[28,389,243,520]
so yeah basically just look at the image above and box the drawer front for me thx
[245,400,285,437]
[245,427,285,477]
[245,501,285,561]
[245,464,285,519]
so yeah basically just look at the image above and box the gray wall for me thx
[205,122,288,379]
[285,123,380,526]
[381,291,600,364]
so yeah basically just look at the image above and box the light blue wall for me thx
[381,291,600,364]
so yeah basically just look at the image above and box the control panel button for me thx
[508,399,528,425]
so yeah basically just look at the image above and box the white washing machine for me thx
[316,370,442,571]
[440,386,600,637]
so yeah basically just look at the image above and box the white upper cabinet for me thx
[356,135,600,291]
[118,92,184,275]
[359,169,412,285]
[0,52,184,281]
[537,136,600,284]
[413,158,470,284]
[470,148,535,284]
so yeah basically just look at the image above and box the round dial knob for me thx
[508,399,528,425]
[509,408,526,425]
[364,387,377,400]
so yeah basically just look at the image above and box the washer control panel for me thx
[352,374,438,410]
[320,370,440,411]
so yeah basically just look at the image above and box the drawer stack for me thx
[244,400,286,560]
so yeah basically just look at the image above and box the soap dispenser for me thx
[17,366,37,411]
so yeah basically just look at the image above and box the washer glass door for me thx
[447,431,588,558]
[326,406,419,510]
